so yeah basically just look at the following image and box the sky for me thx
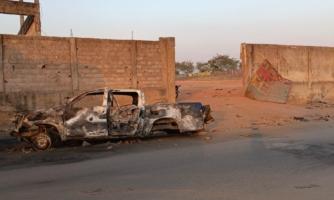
[1,0,334,62]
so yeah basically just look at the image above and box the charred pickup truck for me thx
[11,88,214,150]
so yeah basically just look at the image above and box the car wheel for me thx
[32,133,52,150]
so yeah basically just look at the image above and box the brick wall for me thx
[0,34,175,115]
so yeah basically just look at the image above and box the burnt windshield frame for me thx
[70,91,105,108]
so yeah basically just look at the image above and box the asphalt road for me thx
[1,121,334,200]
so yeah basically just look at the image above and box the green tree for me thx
[175,60,194,74]
[208,54,240,71]
[196,61,211,72]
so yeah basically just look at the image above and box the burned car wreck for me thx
[11,88,214,150]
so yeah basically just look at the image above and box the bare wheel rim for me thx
[32,133,52,150]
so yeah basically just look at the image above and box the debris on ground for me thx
[137,139,143,143]
[251,122,267,126]
[82,141,91,147]
[107,146,113,150]
[198,131,207,136]
[205,136,211,142]
[293,117,308,122]
[245,59,291,103]
[21,147,33,153]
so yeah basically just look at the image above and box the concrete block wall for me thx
[0,34,175,114]
[240,43,334,103]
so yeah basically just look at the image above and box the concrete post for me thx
[70,38,79,91]
[34,0,41,36]
[19,0,24,26]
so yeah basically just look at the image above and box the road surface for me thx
[1,120,334,200]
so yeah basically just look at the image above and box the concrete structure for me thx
[0,0,41,36]
[0,34,175,114]
[240,43,334,103]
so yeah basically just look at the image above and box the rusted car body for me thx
[11,88,214,150]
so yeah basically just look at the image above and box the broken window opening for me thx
[71,92,105,108]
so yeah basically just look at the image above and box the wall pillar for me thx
[166,37,176,103]
[70,38,79,91]
[131,41,138,89]
[0,35,4,93]
[159,37,176,102]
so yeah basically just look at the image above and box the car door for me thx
[63,89,109,139]
[107,91,142,136]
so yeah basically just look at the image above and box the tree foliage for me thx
[207,54,240,71]
[196,62,211,73]
[176,54,240,74]
[175,60,194,74]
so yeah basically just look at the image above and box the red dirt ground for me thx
[176,79,334,133]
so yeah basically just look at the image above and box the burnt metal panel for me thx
[245,59,292,103]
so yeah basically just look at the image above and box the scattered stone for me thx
[82,141,91,147]
[116,140,122,145]
[130,140,137,144]
[137,139,143,143]
[236,115,242,118]
[198,131,207,136]
[293,116,308,122]
[251,122,267,126]
[107,146,113,150]
[21,147,33,153]
[317,116,330,121]
[205,136,211,142]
